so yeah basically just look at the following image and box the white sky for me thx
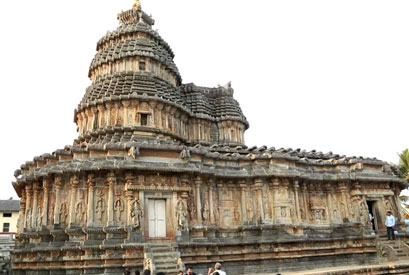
[0,0,408,199]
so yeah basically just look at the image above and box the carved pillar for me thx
[107,172,116,226]
[254,179,264,223]
[125,173,134,226]
[240,182,248,223]
[301,182,309,222]
[293,179,301,223]
[42,178,50,228]
[18,189,26,233]
[122,100,131,126]
[326,183,334,223]
[31,183,40,229]
[68,175,79,227]
[53,177,62,226]
[24,185,33,230]
[195,177,202,223]
[338,182,349,221]
[272,178,280,223]
[97,105,106,128]
[209,180,215,224]
[87,174,95,227]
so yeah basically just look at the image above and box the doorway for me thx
[148,199,166,238]
[367,200,380,231]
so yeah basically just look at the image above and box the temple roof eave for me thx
[12,140,405,194]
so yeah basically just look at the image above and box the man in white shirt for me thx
[385,210,396,240]
[211,263,226,275]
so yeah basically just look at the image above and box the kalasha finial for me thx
[133,0,141,10]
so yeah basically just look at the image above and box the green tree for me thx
[398,149,409,182]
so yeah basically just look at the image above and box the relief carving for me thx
[114,198,124,222]
[180,147,191,160]
[234,202,241,222]
[201,201,209,221]
[176,199,188,231]
[246,197,254,222]
[75,202,86,225]
[130,200,143,228]
[25,209,32,229]
[60,203,68,226]
[187,192,196,221]
[96,198,106,222]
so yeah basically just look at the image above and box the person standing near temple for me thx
[385,210,396,240]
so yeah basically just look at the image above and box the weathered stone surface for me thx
[11,2,408,275]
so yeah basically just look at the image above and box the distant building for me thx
[0,200,20,235]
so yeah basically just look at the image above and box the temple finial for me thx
[133,0,141,10]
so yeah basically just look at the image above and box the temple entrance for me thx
[367,200,380,231]
[148,199,166,238]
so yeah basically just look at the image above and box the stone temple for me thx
[11,2,408,275]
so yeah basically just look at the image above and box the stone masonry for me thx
[11,2,408,274]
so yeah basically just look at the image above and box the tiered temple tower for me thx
[11,2,408,274]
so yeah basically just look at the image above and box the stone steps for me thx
[144,243,181,274]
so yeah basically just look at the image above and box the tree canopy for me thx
[398,149,409,182]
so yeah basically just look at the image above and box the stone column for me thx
[87,174,95,227]
[240,182,248,223]
[68,175,79,227]
[293,179,301,223]
[107,172,116,226]
[125,173,134,226]
[97,105,106,128]
[24,185,32,230]
[195,177,202,223]
[254,179,264,223]
[209,181,215,224]
[53,177,62,226]
[18,190,26,233]
[301,182,309,222]
[31,182,40,229]
[338,182,349,221]
[325,183,334,223]
[122,100,130,126]
[42,178,50,228]
[272,178,280,223]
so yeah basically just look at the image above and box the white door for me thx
[148,199,166,238]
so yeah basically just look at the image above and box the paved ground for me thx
[246,260,409,275]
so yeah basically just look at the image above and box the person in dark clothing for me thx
[143,270,151,275]
[185,267,196,275]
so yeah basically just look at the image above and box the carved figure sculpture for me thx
[234,202,241,222]
[96,198,106,222]
[25,209,32,229]
[130,200,143,228]
[114,199,124,222]
[214,201,220,222]
[176,199,188,230]
[60,203,68,226]
[75,202,86,225]
[281,207,287,218]
[247,197,254,221]
[201,201,209,221]
[180,147,191,160]
[187,194,196,221]
[315,209,323,220]
[333,209,340,220]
